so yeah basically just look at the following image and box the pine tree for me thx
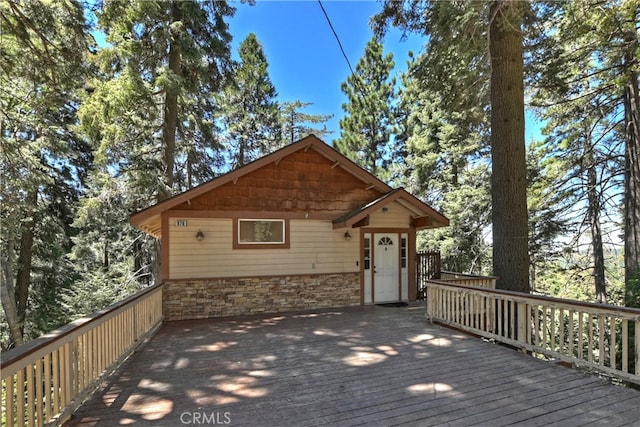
[65,172,144,319]
[375,1,532,288]
[81,0,235,199]
[488,1,530,293]
[280,101,333,144]
[334,37,397,180]
[529,0,639,304]
[218,33,280,167]
[0,0,92,347]
[78,0,235,286]
[526,140,574,294]
[399,36,491,274]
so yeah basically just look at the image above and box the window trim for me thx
[233,218,290,249]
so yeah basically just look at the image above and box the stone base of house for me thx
[162,273,361,321]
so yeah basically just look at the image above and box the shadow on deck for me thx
[65,304,640,426]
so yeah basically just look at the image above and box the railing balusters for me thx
[35,358,43,426]
[497,299,503,337]
[52,349,60,416]
[635,320,640,376]
[425,280,640,385]
[610,317,617,370]
[578,313,584,361]
[1,284,163,427]
[543,307,548,350]
[43,353,51,422]
[17,368,24,426]
[568,310,574,358]
[558,308,565,354]
[549,307,556,351]
[27,364,34,427]
[587,314,595,363]
[622,319,629,372]
[6,372,15,425]
[598,315,605,366]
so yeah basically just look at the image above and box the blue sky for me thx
[229,0,542,145]
[90,1,541,145]
[228,0,423,144]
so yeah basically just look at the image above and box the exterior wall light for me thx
[196,230,205,241]
[344,231,352,241]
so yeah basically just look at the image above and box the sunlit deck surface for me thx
[65,304,640,426]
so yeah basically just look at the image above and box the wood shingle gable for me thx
[130,134,448,238]
[171,149,384,214]
[130,135,391,238]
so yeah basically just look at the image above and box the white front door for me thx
[374,233,400,303]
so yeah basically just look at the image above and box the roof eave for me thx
[130,135,392,233]
[332,188,450,230]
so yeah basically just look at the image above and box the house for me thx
[130,135,449,321]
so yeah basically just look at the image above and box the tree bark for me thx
[624,51,640,306]
[585,146,607,303]
[1,233,24,348]
[154,1,182,285]
[15,189,37,338]
[161,1,182,201]
[489,1,530,292]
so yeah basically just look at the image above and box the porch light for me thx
[195,230,205,241]
[344,231,352,241]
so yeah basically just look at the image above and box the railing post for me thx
[636,319,640,376]
[1,284,164,427]
[517,301,528,347]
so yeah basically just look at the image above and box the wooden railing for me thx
[416,251,441,299]
[439,271,497,289]
[1,284,163,427]
[425,280,640,385]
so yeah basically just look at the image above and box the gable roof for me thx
[332,187,449,230]
[131,135,393,237]
[130,134,449,237]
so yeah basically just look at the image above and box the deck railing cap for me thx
[425,279,640,316]
[1,283,163,368]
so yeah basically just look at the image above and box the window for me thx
[234,219,289,249]
[239,219,284,243]
[378,236,394,246]
[401,237,407,268]
[364,237,371,270]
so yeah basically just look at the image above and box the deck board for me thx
[65,304,640,426]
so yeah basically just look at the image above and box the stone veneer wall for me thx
[163,273,360,321]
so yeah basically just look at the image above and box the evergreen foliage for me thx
[1,0,92,347]
[280,101,333,144]
[334,37,398,181]
[529,0,638,304]
[398,37,491,274]
[1,0,639,351]
[217,33,280,167]
[77,0,236,296]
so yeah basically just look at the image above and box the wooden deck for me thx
[65,304,640,426]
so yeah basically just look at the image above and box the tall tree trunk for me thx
[161,1,182,201]
[624,53,640,306]
[14,188,38,340]
[1,233,24,348]
[238,134,246,167]
[154,1,182,285]
[585,146,607,303]
[489,1,530,292]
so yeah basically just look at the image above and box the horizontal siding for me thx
[368,202,413,228]
[169,218,360,280]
